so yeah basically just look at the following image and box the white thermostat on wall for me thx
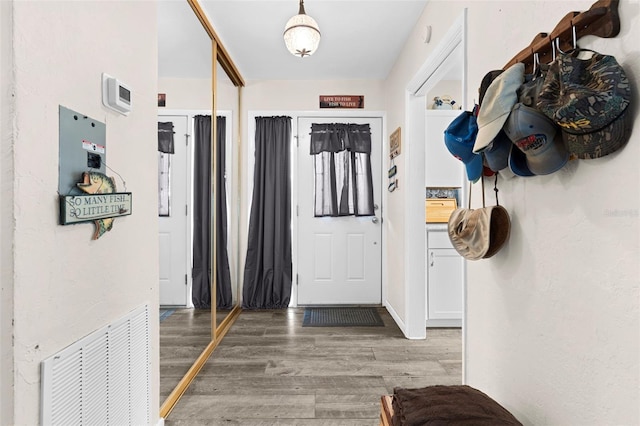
[102,73,132,115]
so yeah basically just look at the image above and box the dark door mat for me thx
[302,307,385,327]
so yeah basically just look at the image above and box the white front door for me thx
[296,117,382,305]
[158,115,189,306]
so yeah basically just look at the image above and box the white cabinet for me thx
[426,229,463,327]
[425,111,464,188]
[424,110,465,328]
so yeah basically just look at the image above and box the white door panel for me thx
[158,115,189,306]
[297,117,382,305]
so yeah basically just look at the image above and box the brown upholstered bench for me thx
[380,385,522,425]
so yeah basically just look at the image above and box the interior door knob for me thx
[372,217,379,224]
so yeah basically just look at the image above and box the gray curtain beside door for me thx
[192,115,232,309]
[242,116,292,309]
[215,116,232,309]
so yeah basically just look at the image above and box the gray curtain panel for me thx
[216,116,232,309]
[157,122,175,154]
[192,115,212,309]
[242,116,292,309]
[192,115,233,309]
[310,123,374,217]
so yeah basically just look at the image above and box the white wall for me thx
[0,1,14,423]
[243,79,385,111]
[158,77,211,110]
[157,75,236,112]
[6,2,159,424]
[385,0,639,424]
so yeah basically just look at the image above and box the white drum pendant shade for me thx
[283,1,320,57]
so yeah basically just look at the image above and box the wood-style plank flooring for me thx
[162,308,461,425]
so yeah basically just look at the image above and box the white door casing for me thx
[296,116,383,305]
[158,115,189,306]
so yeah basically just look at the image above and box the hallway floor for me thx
[163,308,462,425]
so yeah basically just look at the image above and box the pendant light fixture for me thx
[283,0,321,58]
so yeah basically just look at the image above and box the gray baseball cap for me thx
[504,103,569,175]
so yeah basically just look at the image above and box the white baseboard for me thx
[426,318,462,328]
[384,301,426,340]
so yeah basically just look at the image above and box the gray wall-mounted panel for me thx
[59,106,106,196]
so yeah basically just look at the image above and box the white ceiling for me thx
[158,0,430,81]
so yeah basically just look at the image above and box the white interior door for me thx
[297,116,382,305]
[158,115,189,306]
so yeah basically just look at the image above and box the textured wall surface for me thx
[386,0,639,424]
[9,2,159,424]
[0,1,15,424]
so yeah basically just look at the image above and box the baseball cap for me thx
[504,103,569,175]
[518,64,548,108]
[444,111,483,182]
[478,69,515,180]
[537,50,632,159]
[479,70,504,106]
[508,143,535,177]
[562,106,632,159]
[473,63,525,153]
[483,130,515,179]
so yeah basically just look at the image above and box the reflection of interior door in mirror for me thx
[158,115,190,306]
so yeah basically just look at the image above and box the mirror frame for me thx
[160,0,244,418]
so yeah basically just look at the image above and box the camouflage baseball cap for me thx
[562,106,633,159]
[537,50,632,159]
[518,63,549,108]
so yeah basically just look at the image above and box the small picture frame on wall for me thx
[157,93,166,107]
[390,127,401,159]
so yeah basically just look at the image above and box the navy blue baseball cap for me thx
[444,111,483,182]
[483,129,516,179]
[508,143,535,177]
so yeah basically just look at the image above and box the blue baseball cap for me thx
[508,143,535,177]
[484,130,516,180]
[444,111,483,182]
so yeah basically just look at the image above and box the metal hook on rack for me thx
[555,23,578,55]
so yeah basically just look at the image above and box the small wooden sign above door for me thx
[319,95,364,109]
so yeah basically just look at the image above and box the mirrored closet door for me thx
[157,0,244,418]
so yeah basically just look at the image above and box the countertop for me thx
[425,223,448,231]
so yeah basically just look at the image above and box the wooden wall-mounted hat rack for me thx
[503,0,620,73]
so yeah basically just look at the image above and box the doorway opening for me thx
[405,8,467,375]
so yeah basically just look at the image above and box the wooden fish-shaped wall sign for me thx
[76,171,118,239]
[59,173,132,239]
